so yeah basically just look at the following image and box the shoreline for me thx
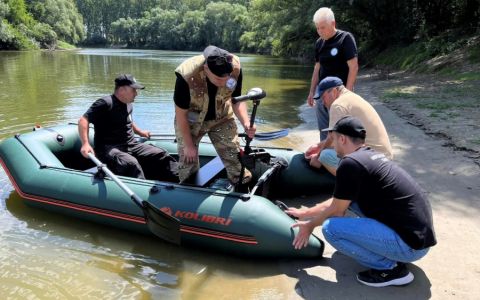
[277,73,480,299]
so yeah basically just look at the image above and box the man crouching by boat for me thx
[78,74,179,182]
[287,116,436,287]
[173,45,256,189]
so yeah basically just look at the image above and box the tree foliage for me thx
[2,0,479,60]
[1,0,84,50]
[108,1,248,51]
[29,0,85,44]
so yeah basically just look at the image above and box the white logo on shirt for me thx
[330,48,338,56]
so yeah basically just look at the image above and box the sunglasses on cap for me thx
[207,55,233,66]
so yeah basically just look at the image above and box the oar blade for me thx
[143,201,182,245]
[253,129,289,140]
[88,153,181,245]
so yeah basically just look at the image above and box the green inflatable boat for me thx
[0,124,334,258]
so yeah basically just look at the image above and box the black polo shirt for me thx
[315,30,357,84]
[83,95,136,150]
[334,147,437,250]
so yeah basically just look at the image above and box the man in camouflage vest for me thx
[173,45,256,186]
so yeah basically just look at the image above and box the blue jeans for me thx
[322,216,430,270]
[315,99,329,141]
[318,148,340,169]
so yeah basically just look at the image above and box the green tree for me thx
[176,10,206,50]
[111,17,139,46]
[240,0,319,57]
[29,22,58,49]
[6,0,35,25]
[76,0,171,43]
[139,8,182,48]
[203,1,248,51]
[29,0,85,44]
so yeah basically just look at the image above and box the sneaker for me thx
[356,263,414,287]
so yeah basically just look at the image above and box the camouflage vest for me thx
[175,54,240,136]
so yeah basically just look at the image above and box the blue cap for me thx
[313,76,343,100]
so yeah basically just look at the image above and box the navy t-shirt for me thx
[174,70,243,121]
[334,147,436,250]
[83,95,136,150]
[315,30,358,84]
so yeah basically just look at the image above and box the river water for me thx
[0,49,312,299]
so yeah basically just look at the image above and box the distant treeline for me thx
[1,0,479,61]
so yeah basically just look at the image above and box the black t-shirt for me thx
[174,70,243,121]
[334,147,436,250]
[315,30,358,84]
[83,95,136,150]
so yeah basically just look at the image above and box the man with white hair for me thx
[307,7,359,141]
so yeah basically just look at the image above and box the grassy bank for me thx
[368,35,480,156]
[373,35,480,74]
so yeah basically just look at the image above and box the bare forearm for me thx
[303,198,333,218]
[309,63,320,94]
[309,198,350,227]
[132,123,142,135]
[316,133,332,149]
[78,116,90,146]
[233,102,250,129]
[346,58,358,90]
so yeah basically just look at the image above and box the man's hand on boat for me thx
[136,129,151,139]
[291,220,315,250]
[81,144,95,158]
[304,143,321,160]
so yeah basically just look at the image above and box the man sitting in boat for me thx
[78,74,179,182]
[304,76,393,176]
[287,116,436,287]
[173,45,256,188]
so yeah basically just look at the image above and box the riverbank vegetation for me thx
[1,0,479,70]
[1,0,84,50]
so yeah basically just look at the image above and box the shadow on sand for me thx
[283,251,432,299]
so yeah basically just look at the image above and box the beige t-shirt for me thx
[329,90,394,159]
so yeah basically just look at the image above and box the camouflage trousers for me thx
[175,118,252,184]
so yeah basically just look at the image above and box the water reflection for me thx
[0,49,311,140]
[3,191,287,298]
[0,49,313,298]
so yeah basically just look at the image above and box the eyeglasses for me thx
[207,55,232,66]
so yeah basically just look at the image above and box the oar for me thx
[87,153,181,245]
[149,129,289,141]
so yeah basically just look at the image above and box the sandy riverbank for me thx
[265,72,480,299]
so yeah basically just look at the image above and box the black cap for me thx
[203,45,233,77]
[322,115,366,138]
[314,76,343,99]
[114,74,145,89]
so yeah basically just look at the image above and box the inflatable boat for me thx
[0,124,334,257]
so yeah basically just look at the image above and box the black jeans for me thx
[99,143,179,182]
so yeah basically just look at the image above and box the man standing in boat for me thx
[78,74,179,182]
[287,116,436,287]
[173,45,256,188]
